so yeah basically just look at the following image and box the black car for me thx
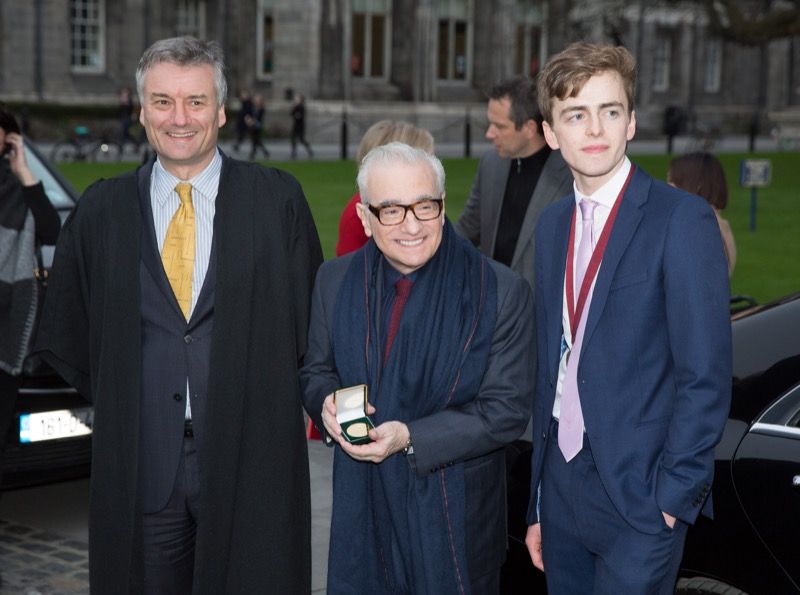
[501,292,800,594]
[1,140,92,490]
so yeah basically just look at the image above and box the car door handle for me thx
[793,475,800,487]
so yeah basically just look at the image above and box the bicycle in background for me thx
[50,126,122,163]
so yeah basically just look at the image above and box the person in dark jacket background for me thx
[0,106,60,489]
[290,92,314,159]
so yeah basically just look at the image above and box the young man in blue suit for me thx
[525,43,732,594]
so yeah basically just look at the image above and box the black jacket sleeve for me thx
[22,182,60,245]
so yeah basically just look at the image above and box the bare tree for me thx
[674,0,800,46]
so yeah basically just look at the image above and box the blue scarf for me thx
[329,220,497,594]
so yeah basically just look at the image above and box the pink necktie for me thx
[559,199,597,462]
[384,278,413,366]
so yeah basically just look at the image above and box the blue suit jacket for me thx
[527,166,732,534]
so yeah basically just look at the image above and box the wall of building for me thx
[1,0,799,138]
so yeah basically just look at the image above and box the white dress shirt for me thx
[552,157,632,420]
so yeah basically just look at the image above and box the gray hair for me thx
[136,36,228,107]
[357,141,445,204]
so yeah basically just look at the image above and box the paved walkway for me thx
[0,519,89,594]
[0,440,334,594]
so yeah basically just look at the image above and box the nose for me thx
[400,208,423,233]
[485,125,496,141]
[587,114,602,137]
[171,103,189,127]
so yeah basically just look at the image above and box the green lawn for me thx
[57,152,799,305]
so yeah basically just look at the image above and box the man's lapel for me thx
[547,197,573,380]
[137,158,186,320]
[582,167,649,348]
[488,157,511,255]
[511,150,571,268]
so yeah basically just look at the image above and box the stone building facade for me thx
[1,0,799,139]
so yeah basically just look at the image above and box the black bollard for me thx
[340,109,348,160]
[464,112,471,158]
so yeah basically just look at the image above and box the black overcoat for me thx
[35,154,323,594]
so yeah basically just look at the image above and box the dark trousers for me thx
[470,567,500,595]
[0,371,22,488]
[290,130,313,158]
[142,434,200,595]
[540,420,687,595]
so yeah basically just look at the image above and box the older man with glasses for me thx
[301,141,535,595]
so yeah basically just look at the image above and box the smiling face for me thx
[139,61,226,179]
[485,97,543,159]
[542,70,636,196]
[356,160,445,276]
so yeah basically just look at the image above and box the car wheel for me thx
[675,577,748,594]
[51,142,78,163]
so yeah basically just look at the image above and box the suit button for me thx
[173,393,182,402]
[184,334,193,344]
[542,432,547,440]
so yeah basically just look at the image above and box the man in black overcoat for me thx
[35,36,322,594]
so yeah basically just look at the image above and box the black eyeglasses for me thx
[367,197,444,226]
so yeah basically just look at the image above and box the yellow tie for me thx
[162,182,195,320]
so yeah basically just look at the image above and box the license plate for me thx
[19,407,93,443]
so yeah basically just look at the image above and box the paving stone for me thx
[3,524,33,536]
[0,520,89,594]
[59,539,88,552]
[12,552,40,564]
[20,542,55,554]
[39,562,70,574]
[28,532,61,543]
[51,550,84,563]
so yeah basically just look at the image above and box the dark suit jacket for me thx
[136,161,217,512]
[527,167,732,534]
[300,250,536,578]
[456,148,573,289]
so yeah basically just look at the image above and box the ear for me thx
[218,105,227,128]
[522,118,538,139]
[626,110,636,141]
[542,120,560,150]
[440,192,446,224]
[355,202,373,238]
[139,106,146,127]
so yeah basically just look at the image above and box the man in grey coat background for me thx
[457,76,573,289]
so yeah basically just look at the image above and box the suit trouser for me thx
[142,431,199,595]
[540,419,687,595]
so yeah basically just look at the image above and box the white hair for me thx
[357,141,445,203]
[136,36,227,107]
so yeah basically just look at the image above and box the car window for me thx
[753,382,800,437]
[23,144,75,210]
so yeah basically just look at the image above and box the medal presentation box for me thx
[335,384,374,444]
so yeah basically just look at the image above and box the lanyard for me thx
[566,166,635,337]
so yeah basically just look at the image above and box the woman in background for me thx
[336,120,434,256]
[668,151,736,276]
[0,106,60,488]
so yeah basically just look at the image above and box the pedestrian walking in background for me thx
[234,89,252,153]
[291,92,314,159]
[248,93,270,160]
